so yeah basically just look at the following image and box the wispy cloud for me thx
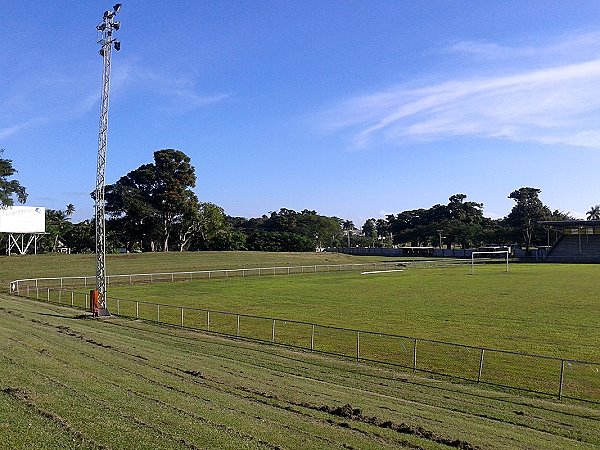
[447,31,600,61]
[322,35,600,149]
[0,60,229,140]
[121,63,232,112]
[0,118,46,140]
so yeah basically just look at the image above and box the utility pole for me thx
[93,3,122,316]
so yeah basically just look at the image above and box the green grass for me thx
[106,263,600,361]
[1,294,599,449]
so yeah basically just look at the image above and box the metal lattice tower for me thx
[94,4,121,315]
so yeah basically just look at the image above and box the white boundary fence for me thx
[10,259,470,292]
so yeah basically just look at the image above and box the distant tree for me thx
[361,219,377,247]
[444,194,484,249]
[506,187,551,252]
[42,205,76,252]
[64,220,95,253]
[190,202,231,251]
[0,149,27,206]
[587,205,600,220]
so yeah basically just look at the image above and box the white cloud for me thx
[323,36,600,150]
[333,59,600,147]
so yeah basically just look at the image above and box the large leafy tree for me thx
[0,149,27,206]
[506,187,551,252]
[105,149,199,251]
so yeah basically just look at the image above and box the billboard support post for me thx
[0,206,46,255]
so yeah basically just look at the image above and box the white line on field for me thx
[360,270,404,275]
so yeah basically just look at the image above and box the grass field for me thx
[4,251,600,445]
[104,263,600,362]
[1,294,599,449]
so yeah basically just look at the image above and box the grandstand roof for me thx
[538,220,600,227]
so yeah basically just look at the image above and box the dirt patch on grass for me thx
[301,402,481,450]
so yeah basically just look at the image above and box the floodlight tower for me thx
[93,3,122,316]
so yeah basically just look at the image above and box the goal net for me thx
[470,250,509,275]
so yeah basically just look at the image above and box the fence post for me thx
[272,319,276,342]
[117,298,120,315]
[237,315,240,336]
[71,291,74,307]
[311,324,315,351]
[36,287,39,300]
[181,307,184,327]
[47,288,50,302]
[413,338,418,373]
[136,301,139,319]
[85,294,89,309]
[58,289,62,303]
[477,349,485,383]
[157,304,160,323]
[356,331,360,361]
[559,360,565,399]
[207,311,210,331]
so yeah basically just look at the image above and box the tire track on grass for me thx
[0,332,279,450]
[15,314,434,450]
[0,387,108,450]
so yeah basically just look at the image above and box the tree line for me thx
[1,148,598,254]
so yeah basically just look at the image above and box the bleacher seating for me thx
[546,234,600,262]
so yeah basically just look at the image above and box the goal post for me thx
[470,250,509,275]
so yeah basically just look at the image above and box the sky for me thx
[3,1,600,226]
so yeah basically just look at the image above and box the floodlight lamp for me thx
[99,48,105,56]
[104,10,114,19]
[114,41,121,51]
[113,3,122,13]
[96,23,106,31]
[113,21,120,30]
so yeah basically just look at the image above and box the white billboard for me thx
[0,206,46,233]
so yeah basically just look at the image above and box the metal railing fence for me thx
[9,259,472,292]
[11,284,600,404]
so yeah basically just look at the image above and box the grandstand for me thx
[539,220,600,262]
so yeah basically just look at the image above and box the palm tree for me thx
[65,203,75,218]
[587,205,600,220]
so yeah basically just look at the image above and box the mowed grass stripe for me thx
[1,296,599,449]
[0,296,450,449]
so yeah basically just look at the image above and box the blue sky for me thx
[3,1,600,226]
